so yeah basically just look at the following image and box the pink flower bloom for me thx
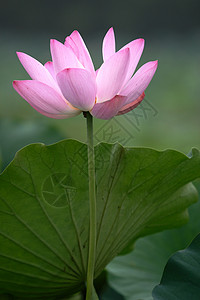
[13,28,158,120]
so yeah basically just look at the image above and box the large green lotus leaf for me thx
[106,182,200,300]
[0,140,200,299]
[152,232,200,300]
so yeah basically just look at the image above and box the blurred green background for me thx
[0,0,200,170]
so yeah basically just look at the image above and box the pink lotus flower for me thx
[13,28,158,120]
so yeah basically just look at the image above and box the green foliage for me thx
[106,183,200,300]
[0,119,64,170]
[0,140,200,298]
[152,232,200,300]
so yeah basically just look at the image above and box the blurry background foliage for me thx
[0,0,200,167]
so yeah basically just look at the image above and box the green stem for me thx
[85,112,97,300]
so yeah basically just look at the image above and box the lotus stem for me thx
[85,112,98,300]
